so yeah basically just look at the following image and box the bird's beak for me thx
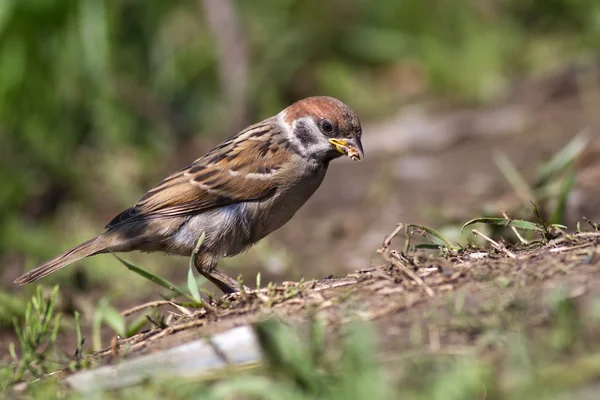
[328,137,364,161]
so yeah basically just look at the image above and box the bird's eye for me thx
[321,119,334,134]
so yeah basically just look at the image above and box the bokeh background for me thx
[2,0,600,351]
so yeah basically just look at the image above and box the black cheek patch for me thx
[294,120,317,145]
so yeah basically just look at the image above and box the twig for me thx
[378,224,434,297]
[546,231,600,247]
[168,301,194,317]
[574,232,600,238]
[121,300,174,317]
[388,250,435,297]
[583,216,600,232]
[548,243,594,253]
[110,336,119,358]
[472,229,516,258]
[380,223,405,250]
[502,210,529,244]
[94,319,208,358]
[312,280,358,292]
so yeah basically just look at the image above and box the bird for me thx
[14,96,364,293]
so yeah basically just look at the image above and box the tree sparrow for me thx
[15,96,364,293]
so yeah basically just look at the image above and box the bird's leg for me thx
[193,255,247,294]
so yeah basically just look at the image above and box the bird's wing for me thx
[106,121,289,228]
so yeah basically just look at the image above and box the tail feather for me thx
[14,235,110,285]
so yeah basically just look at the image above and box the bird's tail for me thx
[14,234,112,285]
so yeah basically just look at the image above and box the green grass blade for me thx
[99,303,126,338]
[92,301,104,351]
[531,201,551,240]
[549,169,577,225]
[413,244,444,250]
[536,131,589,187]
[462,218,544,233]
[187,266,202,304]
[494,151,535,203]
[187,232,206,303]
[126,313,150,337]
[406,224,459,249]
[50,314,61,343]
[113,255,192,301]
[74,311,83,358]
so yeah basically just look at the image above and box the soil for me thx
[83,230,600,367]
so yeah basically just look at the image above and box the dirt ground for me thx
[63,65,600,389]
[84,229,600,371]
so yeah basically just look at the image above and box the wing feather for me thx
[106,121,288,228]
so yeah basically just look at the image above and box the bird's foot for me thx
[202,268,251,294]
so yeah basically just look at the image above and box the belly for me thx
[167,204,253,257]
[166,165,327,259]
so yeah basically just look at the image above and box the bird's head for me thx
[280,96,363,163]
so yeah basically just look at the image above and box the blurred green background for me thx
[1,0,600,327]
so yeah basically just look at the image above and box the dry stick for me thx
[548,243,594,253]
[94,319,208,358]
[388,250,435,298]
[121,299,208,318]
[121,300,175,317]
[544,231,600,248]
[378,223,435,297]
[583,216,600,232]
[381,223,405,249]
[472,229,516,258]
[576,232,600,238]
[168,301,194,317]
[502,210,529,244]
[110,336,119,358]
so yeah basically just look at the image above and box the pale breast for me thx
[248,162,328,242]
[164,162,328,260]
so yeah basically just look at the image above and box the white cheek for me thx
[277,112,334,157]
[295,117,332,155]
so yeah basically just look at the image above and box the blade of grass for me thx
[493,151,535,204]
[413,244,444,250]
[113,255,195,302]
[126,313,151,337]
[99,302,126,338]
[549,169,577,225]
[462,217,544,233]
[406,224,459,250]
[74,311,84,358]
[536,131,589,187]
[187,267,202,304]
[531,202,551,240]
[187,232,206,303]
